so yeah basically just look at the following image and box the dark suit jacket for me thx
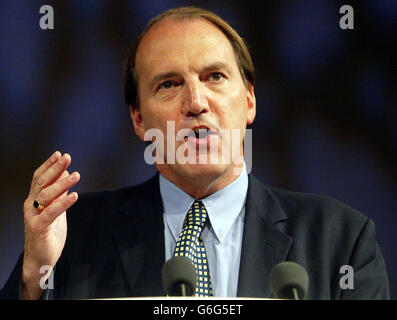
[0,174,389,299]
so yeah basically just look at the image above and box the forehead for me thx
[135,17,238,80]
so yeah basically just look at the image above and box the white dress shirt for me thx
[160,163,248,297]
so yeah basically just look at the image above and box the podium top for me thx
[93,296,278,300]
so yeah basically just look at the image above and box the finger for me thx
[40,192,78,226]
[55,169,70,183]
[36,172,80,208]
[31,151,61,186]
[26,170,70,216]
[49,170,70,202]
[33,153,72,193]
[54,170,72,201]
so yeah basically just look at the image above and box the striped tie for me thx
[174,200,213,297]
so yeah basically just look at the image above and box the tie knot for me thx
[184,200,208,228]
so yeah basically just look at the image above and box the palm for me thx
[47,211,67,261]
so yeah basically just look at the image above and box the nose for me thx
[182,79,209,117]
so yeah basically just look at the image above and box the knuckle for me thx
[34,174,44,187]
[45,203,62,221]
[44,206,53,217]
[38,189,47,203]
[61,170,69,180]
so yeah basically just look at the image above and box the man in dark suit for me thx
[0,7,389,299]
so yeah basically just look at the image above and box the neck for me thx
[157,163,244,199]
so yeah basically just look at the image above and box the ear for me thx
[246,83,256,125]
[129,105,146,141]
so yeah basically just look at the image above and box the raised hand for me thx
[21,151,80,299]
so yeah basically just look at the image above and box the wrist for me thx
[21,257,45,300]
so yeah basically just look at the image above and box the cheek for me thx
[140,105,182,145]
[217,91,248,128]
[141,104,167,128]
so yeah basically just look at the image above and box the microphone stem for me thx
[292,288,299,300]
[181,283,187,297]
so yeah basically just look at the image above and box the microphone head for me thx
[161,256,197,296]
[269,261,309,300]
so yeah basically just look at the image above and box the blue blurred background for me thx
[0,0,396,298]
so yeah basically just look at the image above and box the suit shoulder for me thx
[67,185,130,214]
[67,175,158,219]
[266,185,369,227]
[73,185,136,207]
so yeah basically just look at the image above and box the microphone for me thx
[269,261,309,300]
[161,256,197,296]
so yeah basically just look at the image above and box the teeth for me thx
[194,128,208,133]
[199,131,209,138]
[191,128,209,138]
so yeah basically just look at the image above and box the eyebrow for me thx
[201,62,230,74]
[150,71,180,90]
[149,62,231,89]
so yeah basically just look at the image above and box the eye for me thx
[158,80,175,90]
[208,72,224,82]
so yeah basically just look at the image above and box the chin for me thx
[178,162,230,181]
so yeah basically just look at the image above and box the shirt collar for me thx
[160,163,248,243]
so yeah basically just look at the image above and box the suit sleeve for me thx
[0,253,24,300]
[339,218,389,299]
[0,253,53,300]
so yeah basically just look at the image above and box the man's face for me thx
[131,17,255,184]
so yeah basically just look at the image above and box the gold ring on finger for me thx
[33,199,44,211]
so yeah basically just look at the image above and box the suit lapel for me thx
[113,174,166,297]
[237,175,292,298]
[112,173,292,298]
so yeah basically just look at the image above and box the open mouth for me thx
[184,126,217,145]
[191,128,212,139]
